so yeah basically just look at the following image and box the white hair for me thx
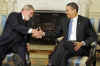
[22,5,34,11]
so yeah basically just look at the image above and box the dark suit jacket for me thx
[0,12,32,46]
[45,15,97,47]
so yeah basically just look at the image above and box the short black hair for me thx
[67,2,79,12]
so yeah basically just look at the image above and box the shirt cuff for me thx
[42,32,45,36]
[28,28,33,34]
[81,41,86,46]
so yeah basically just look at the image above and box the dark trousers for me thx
[0,42,28,66]
[48,40,89,66]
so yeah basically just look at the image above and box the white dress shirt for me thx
[22,14,33,34]
[68,16,78,41]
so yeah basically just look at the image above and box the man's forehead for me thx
[30,9,34,12]
[27,9,34,13]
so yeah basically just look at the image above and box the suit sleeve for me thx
[8,13,29,35]
[84,19,97,47]
[0,33,15,46]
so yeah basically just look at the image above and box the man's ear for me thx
[73,9,77,13]
[75,9,77,13]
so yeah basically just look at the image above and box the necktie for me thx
[67,19,73,40]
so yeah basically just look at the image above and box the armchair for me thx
[56,36,96,66]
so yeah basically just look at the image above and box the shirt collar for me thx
[21,13,24,20]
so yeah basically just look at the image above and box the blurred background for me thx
[0,0,100,66]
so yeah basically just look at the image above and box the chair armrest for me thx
[56,36,64,45]
[89,41,97,57]
[56,36,64,42]
[90,41,97,48]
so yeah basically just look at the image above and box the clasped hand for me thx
[32,28,45,39]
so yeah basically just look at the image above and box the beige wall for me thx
[89,0,100,32]
[0,0,99,16]
[0,0,100,31]
[89,0,100,13]
[0,0,8,15]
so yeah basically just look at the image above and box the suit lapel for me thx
[17,13,25,24]
[76,15,81,41]
[64,17,70,39]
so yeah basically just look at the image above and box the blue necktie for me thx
[67,19,73,40]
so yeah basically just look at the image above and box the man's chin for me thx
[25,18,30,21]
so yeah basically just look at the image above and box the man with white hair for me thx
[0,5,42,66]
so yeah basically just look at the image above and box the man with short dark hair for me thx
[44,2,97,66]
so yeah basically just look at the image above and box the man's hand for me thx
[32,29,45,39]
[73,42,83,52]
[32,29,38,34]
[27,43,30,51]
